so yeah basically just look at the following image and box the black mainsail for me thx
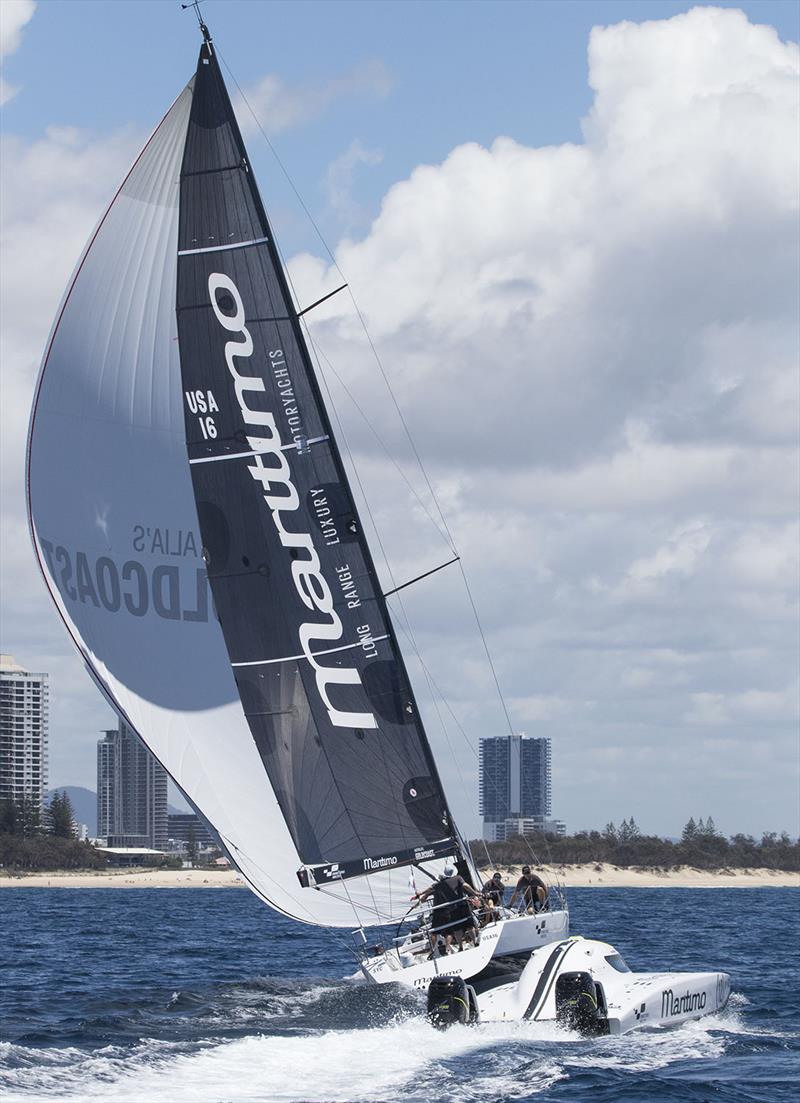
[27,24,470,925]
[176,34,458,880]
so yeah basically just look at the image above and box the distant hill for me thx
[46,787,185,837]
[47,786,96,835]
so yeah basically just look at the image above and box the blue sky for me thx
[1,0,798,839]
[5,0,798,252]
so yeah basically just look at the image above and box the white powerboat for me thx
[426,935,731,1034]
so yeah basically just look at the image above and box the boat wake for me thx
[0,981,765,1103]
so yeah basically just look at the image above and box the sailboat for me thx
[26,17,568,987]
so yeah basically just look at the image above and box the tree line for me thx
[0,792,106,872]
[2,796,797,873]
[474,817,800,872]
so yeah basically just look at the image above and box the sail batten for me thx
[230,635,391,668]
[178,235,270,256]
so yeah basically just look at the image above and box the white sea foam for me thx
[195,981,339,1027]
[0,1004,754,1103]
[0,1018,579,1103]
[560,995,767,1076]
[578,1019,727,1074]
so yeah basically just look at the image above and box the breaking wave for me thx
[0,980,774,1103]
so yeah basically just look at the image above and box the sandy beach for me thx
[527,863,800,889]
[0,868,248,888]
[0,863,796,889]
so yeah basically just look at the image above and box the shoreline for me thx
[0,863,797,890]
[509,863,800,889]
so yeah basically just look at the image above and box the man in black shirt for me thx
[508,865,548,913]
[483,871,505,904]
[414,866,481,953]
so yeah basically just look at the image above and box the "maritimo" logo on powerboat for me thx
[661,988,707,1017]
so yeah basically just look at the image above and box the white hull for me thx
[360,909,570,988]
[428,936,730,1034]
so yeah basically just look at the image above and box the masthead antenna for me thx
[181,0,212,44]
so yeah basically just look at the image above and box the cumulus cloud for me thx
[0,125,141,496]
[290,6,799,834]
[0,123,143,779]
[1,6,797,836]
[0,0,35,106]
[233,59,392,136]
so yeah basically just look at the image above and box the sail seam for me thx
[231,634,389,667]
[178,235,268,256]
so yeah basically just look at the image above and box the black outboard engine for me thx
[555,972,609,1035]
[427,975,478,1029]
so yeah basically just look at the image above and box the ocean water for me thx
[0,887,797,1103]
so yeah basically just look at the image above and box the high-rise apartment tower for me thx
[0,654,49,812]
[97,720,168,849]
[479,733,552,842]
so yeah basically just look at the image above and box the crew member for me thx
[480,871,505,924]
[508,865,548,913]
[414,865,481,954]
[482,871,505,907]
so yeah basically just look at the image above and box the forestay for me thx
[26,36,464,928]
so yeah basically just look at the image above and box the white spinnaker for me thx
[25,78,447,929]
